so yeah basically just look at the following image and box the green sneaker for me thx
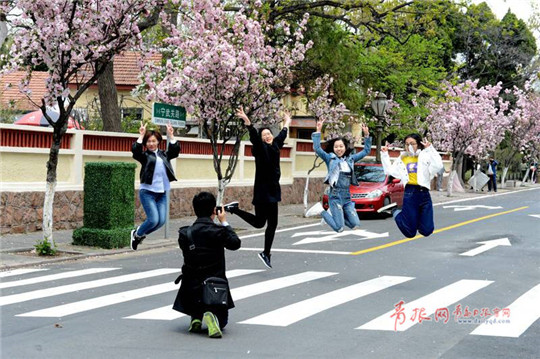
[203,312,222,338]
[189,319,203,333]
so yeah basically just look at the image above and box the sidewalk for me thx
[1,185,536,270]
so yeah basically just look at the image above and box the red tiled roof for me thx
[0,52,161,111]
[0,71,48,111]
[112,51,161,86]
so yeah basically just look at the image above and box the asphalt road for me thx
[1,188,539,359]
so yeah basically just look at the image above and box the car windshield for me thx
[355,165,386,183]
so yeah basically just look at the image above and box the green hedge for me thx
[72,227,131,249]
[73,162,136,249]
[83,162,136,229]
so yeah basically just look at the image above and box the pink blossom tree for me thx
[426,80,510,196]
[1,0,163,245]
[140,0,311,204]
[501,85,540,185]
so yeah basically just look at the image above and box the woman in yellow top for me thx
[377,133,443,238]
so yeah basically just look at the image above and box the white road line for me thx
[0,268,48,278]
[125,271,337,321]
[239,276,414,327]
[0,268,178,307]
[239,247,351,255]
[18,269,263,318]
[0,268,119,289]
[357,279,493,331]
[433,187,540,207]
[471,283,540,338]
[125,269,264,320]
[239,223,321,239]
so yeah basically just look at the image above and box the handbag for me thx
[202,277,229,306]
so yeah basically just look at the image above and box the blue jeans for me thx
[137,189,168,237]
[393,185,434,238]
[322,188,360,232]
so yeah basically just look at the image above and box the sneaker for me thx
[223,201,239,214]
[258,252,272,269]
[203,312,222,338]
[377,202,397,214]
[130,228,145,251]
[189,319,203,333]
[305,202,324,217]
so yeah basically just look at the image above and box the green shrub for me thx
[83,162,136,229]
[34,239,57,256]
[72,227,131,249]
[73,162,136,249]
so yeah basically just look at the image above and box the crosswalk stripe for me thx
[124,269,265,320]
[470,283,540,338]
[239,276,414,326]
[18,269,262,318]
[0,268,178,307]
[0,269,49,278]
[357,279,493,331]
[0,268,119,289]
[125,271,337,321]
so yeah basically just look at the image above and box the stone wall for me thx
[1,177,325,235]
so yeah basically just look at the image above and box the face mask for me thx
[408,145,414,154]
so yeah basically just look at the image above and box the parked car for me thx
[322,162,404,214]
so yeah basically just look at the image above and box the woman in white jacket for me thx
[377,133,443,238]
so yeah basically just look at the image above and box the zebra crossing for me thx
[1,267,538,338]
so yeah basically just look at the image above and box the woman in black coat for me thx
[224,107,291,269]
[130,122,180,250]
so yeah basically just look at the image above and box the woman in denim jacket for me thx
[305,119,371,232]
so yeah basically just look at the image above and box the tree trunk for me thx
[501,167,509,188]
[216,178,227,207]
[99,62,122,132]
[43,126,65,243]
[521,167,530,185]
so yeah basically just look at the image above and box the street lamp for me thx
[371,92,388,162]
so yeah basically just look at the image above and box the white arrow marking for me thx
[460,238,511,257]
[529,214,540,219]
[443,205,503,212]
[293,229,389,245]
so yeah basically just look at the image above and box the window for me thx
[121,108,143,121]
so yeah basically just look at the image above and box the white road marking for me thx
[0,268,48,278]
[292,229,389,245]
[18,269,262,318]
[433,187,540,207]
[471,284,540,338]
[442,205,503,212]
[459,238,511,257]
[239,223,320,239]
[0,268,119,289]
[125,271,337,320]
[358,279,493,331]
[239,276,414,327]
[529,214,540,219]
[239,247,351,255]
[0,268,178,307]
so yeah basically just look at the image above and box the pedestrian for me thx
[376,134,444,238]
[173,192,241,338]
[304,119,372,233]
[223,107,291,269]
[436,166,445,191]
[130,121,180,250]
[530,161,537,183]
[486,157,498,192]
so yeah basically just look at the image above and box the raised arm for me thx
[273,110,291,149]
[312,119,331,162]
[351,123,372,162]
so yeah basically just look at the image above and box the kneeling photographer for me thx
[173,192,241,338]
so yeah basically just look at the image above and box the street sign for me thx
[152,102,186,128]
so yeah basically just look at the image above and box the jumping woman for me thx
[305,119,371,233]
[223,107,291,268]
[377,134,443,238]
[130,121,180,250]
